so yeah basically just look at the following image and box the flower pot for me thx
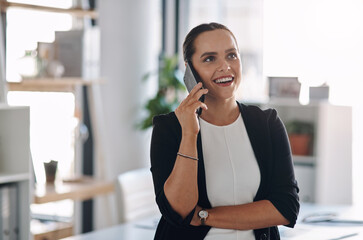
[288,134,312,156]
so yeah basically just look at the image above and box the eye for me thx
[203,56,215,62]
[228,52,238,59]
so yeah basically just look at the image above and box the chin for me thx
[217,93,236,101]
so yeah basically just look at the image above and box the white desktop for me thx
[62,203,363,240]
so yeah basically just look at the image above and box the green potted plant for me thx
[285,120,314,156]
[138,55,186,130]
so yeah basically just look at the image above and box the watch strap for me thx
[200,217,206,225]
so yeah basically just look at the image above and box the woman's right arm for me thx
[150,82,208,225]
[163,132,199,218]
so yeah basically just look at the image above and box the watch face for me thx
[199,210,208,218]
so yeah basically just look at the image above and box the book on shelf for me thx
[0,183,18,240]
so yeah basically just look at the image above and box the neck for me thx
[200,96,239,126]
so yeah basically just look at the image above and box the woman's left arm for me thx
[191,201,289,229]
[191,108,299,229]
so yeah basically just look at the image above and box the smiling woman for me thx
[150,22,299,240]
[188,29,241,123]
[185,0,264,102]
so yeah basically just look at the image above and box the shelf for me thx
[0,103,28,109]
[293,155,315,167]
[0,172,30,184]
[7,78,104,92]
[267,98,331,107]
[0,0,98,19]
[34,176,114,204]
[31,219,73,240]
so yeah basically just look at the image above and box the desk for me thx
[62,204,363,240]
[60,216,159,240]
[34,176,115,204]
[279,203,363,240]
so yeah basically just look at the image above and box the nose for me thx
[217,59,231,72]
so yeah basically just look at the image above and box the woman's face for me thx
[191,29,242,101]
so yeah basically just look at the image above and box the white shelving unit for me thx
[0,104,31,240]
[261,100,352,204]
[0,1,103,238]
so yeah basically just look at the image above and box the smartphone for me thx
[183,62,205,115]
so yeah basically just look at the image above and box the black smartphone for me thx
[183,62,205,115]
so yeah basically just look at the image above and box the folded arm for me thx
[191,200,289,229]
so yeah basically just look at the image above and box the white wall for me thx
[263,0,363,104]
[98,0,159,177]
[95,0,160,228]
[263,0,363,204]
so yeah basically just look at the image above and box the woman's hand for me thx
[190,205,203,226]
[175,82,208,137]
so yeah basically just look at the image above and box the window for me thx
[263,0,363,203]
[6,1,73,82]
[7,91,77,183]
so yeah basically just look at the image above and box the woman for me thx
[150,22,299,240]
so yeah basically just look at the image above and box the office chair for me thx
[115,168,160,223]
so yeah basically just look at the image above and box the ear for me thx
[184,62,187,68]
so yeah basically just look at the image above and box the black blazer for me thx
[150,102,300,240]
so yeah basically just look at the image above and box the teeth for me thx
[215,77,233,83]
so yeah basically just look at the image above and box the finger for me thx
[178,86,207,110]
[192,88,208,101]
[190,101,208,112]
[178,98,186,107]
[185,86,207,105]
[188,82,203,97]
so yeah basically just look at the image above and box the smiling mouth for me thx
[213,76,234,85]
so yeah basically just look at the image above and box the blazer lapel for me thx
[238,102,270,201]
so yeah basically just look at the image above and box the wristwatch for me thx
[198,209,209,225]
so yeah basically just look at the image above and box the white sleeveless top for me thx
[199,115,261,240]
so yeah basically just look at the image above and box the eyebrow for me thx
[200,48,237,58]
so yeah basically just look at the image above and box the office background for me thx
[1,0,363,238]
